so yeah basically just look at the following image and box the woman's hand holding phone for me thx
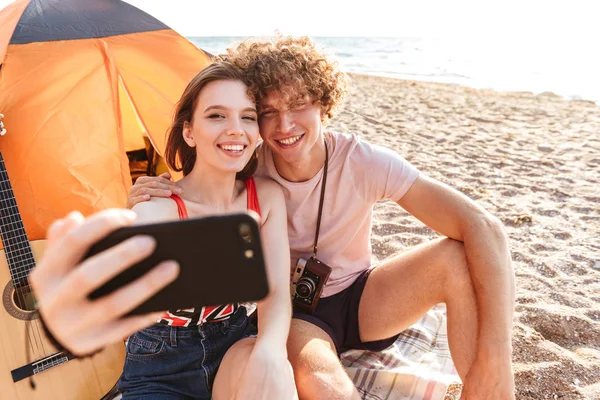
[29,209,180,356]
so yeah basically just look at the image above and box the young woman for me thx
[31,62,297,400]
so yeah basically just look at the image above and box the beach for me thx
[333,74,600,399]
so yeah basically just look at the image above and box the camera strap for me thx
[312,140,328,258]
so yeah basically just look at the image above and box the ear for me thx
[318,106,328,124]
[182,121,196,147]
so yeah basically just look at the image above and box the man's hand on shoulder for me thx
[127,172,183,209]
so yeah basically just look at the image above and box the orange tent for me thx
[0,0,212,241]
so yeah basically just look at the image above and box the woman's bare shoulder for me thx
[253,177,285,214]
[131,196,179,225]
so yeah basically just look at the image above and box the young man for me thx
[128,36,516,400]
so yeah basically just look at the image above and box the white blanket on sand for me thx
[342,304,461,400]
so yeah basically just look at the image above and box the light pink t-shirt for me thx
[255,131,420,297]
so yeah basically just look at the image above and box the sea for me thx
[188,36,600,104]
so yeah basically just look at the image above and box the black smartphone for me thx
[84,213,269,316]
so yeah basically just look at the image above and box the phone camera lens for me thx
[239,223,252,243]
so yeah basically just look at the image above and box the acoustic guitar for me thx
[0,151,126,399]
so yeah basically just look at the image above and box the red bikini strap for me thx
[170,194,188,220]
[245,178,261,217]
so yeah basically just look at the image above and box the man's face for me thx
[258,88,323,165]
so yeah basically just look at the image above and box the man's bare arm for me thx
[398,175,515,351]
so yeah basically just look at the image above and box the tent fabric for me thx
[0,0,30,62]
[11,0,170,44]
[0,0,212,243]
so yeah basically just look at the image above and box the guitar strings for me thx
[0,218,41,359]
[25,314,38,389]
[0,168,47,359]
[0,207,45,359]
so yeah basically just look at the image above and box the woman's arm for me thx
[253,178,293,351]
[225,179,296,399]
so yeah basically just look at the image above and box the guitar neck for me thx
[0,151,35,288]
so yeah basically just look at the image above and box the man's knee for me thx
[291,344,354,399]
[291,342,338,372]
[288,333,338,375]
[287,331,347,392]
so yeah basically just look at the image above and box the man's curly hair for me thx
[217,35,350,122]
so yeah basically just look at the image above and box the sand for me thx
[329,73,600,399]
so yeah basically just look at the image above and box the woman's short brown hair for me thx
[164,62,258,179]
[218,35,350,122]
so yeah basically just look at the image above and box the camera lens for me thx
[296,278,315,299]
[238,223,252,243]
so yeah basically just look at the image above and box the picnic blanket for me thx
[342,304,461,400]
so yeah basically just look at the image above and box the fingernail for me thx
[134,235,155,249]
[175,187,183,194]
[66,211,84,223]
[158,261,180,279]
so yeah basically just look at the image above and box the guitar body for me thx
[0,240,126,400]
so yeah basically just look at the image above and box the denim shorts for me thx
[118,307,256,400]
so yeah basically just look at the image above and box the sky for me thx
[1,0,599,40]
[128,0,599,41]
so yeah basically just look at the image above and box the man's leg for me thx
[287,237,478,399]
[287,319,361,400]
[359,237,478,380]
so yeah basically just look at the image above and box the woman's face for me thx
[184,79,259,174]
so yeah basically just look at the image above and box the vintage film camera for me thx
[290,257,332,313]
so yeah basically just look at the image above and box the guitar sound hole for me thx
[13,285,38,312]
